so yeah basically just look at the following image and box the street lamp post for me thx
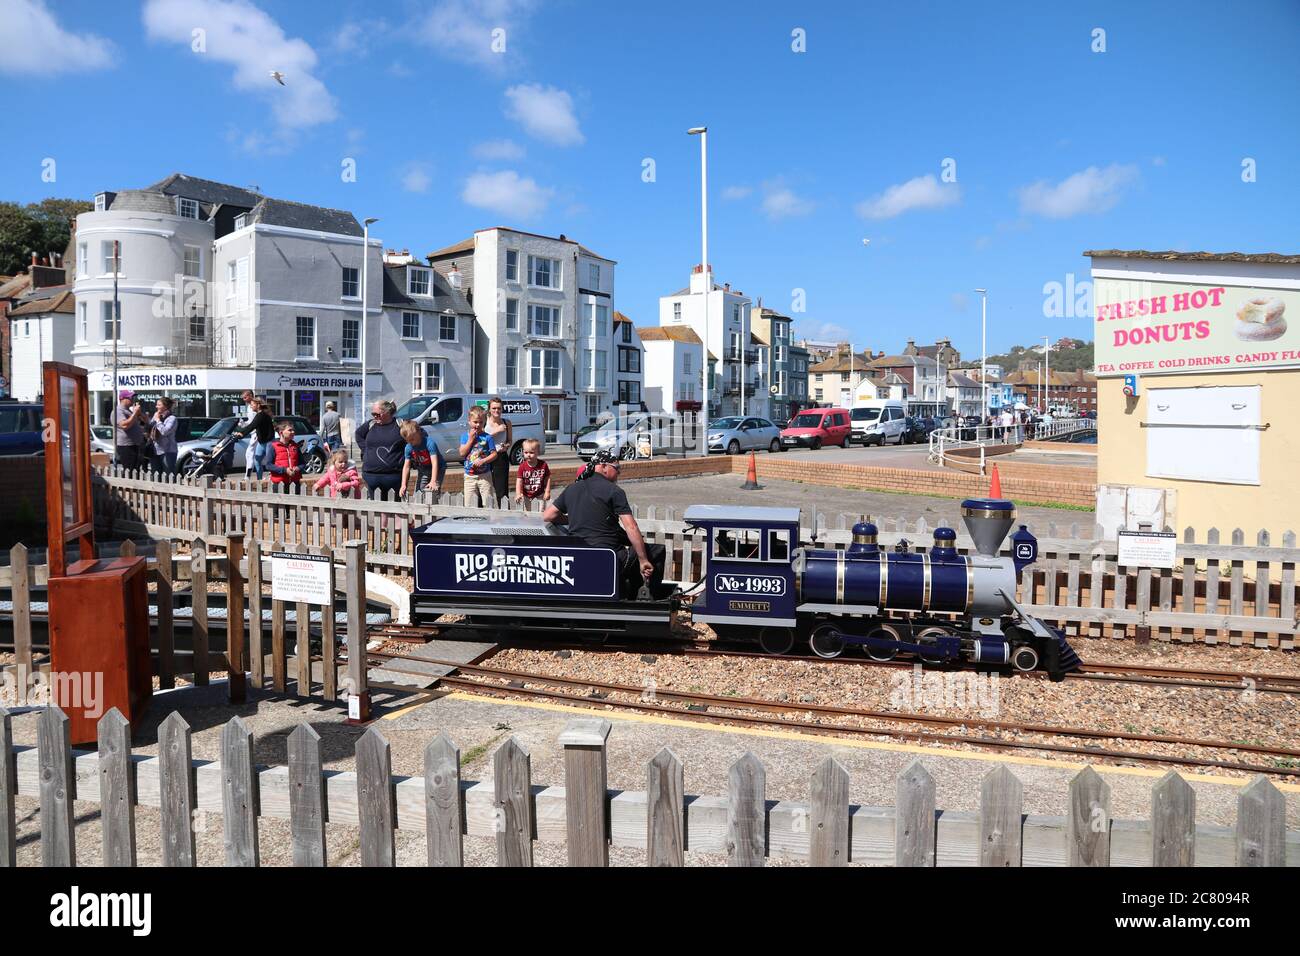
[360,217,379,424]
[688,126,708,457]
[1042,335,1052,414]
[974,288,987,417]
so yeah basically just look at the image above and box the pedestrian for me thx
[459,405,498,507]
[485,396,513,502]
[263,421,304,487]
[113,390,147,470]
[354,399,405,498]
[399,420,444,497]
[234,396,274,480]
[514,438,551,506]
[320,400,343,453]
[313,449,362,498]
[148,396,179,473]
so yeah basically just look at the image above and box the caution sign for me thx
[271,551,333,605]
[1117,531,1178,569]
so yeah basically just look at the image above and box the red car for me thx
[779,408,851,450]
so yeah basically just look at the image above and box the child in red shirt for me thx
[514,438,551,505]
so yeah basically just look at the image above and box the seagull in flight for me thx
[269,71,286,85]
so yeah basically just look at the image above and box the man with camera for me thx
[113,389,147,470]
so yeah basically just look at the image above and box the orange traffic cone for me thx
[989,463,1003,498]
[741,450,760,490]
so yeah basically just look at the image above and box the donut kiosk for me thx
[43,362,152,745]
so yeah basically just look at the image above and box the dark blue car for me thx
[0,402,44,456]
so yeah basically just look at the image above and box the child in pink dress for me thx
[313,450,362,498]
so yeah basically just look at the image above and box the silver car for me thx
[708,416,782,455]
[577,413,678,460]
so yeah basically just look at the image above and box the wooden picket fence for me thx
[91,466,1299,649]
[0,535,373,712]
[3,706,1294,867]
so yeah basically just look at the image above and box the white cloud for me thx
[760,180,814,220]
[402,163,433,193]
[1017,163,1138,219]
[143,0,337,130]
[330,19,388,56]
[473,138,526,161]
[462,170,553,219]
[855,174,960,220]
[1151,156,1166,167]
[414,0,534,68]
[0,0,114,75]
[793,321,852,343]
[504,83,583,146]
[721,185,752,201]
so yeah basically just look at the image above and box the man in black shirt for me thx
[543,449,666,598]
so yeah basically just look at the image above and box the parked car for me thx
[780,408,851,450]
[707,416,783,454]
[178,415,327,476]
[577,413,678,460]
[394,392,545,466]
[850,401,908,446]
[957,415,983,441]
[901,416,930,444]
[0,401,44,456]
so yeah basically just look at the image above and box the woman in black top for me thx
[485,396,513,502]
[354,399,406,498]
[234,397,275,479]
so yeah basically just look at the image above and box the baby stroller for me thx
[188,431,239,479]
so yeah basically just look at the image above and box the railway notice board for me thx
[271,551,333,604]
[1117,530,1178,569]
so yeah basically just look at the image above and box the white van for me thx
[850,400,908,446]
[393,392,545,465]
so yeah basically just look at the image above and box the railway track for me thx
[369,624,1300,696]
[356,645,1300,778]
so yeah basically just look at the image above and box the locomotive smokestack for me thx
[960,498,1016,557]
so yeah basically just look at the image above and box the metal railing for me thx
[1031,417,1094,441]
[928,423,1024,475]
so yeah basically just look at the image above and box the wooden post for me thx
[494,738,533,867]
[155,538,175,690]
[221,717,260,867]
[646,748,685,867]
[226,533,247,703]
[270,540,287,694]
[158,712,196,867]
[809,756,850,866]
[287,724,326,867]
[896,759,935,867]
[979,765,1023,867]
[345,540,370,721]
[356,727,395,867]
[560,718,611,867]
[10,545,32,699]
[294,543,312,698]
[1151,771,1195,867]
[424,732,463,868]
[319,545,337,701]
[1236,775,1285,867]
[38,706,76,867]
[0,707,16,867]
[1067,765,1111,866]
[97,708,136,867]
[726,752,766,867]
[190,538,209,685]
[247,538,264,689]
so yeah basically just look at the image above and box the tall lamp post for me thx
[974,288,987,417]
[1042,335,1052,414]
[688,126,708,457]
[360,217,379,423]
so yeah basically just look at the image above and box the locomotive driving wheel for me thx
[809,623,845,659]
[757,626,796,655]
[863,623,901,661]
[914,626,951,664]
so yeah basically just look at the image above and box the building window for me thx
[673,302,682,323]
[177,197,199,220]
[412,360,443,393]
[682,352,693,375]
[619,380,642,405]
[621,322,631,343]
[101,301,119,341]
[228,327,238,361]
[234,213,248,230]
[582,349,592,387]
[189,309,205,344]
[77,243,87,276]
[730,332,740,360]
[226,261,237,308]
[78,302,87,342]
[732,304,741,323]
[439,313,457,342]
[528,304,560,337]
[183,246,201,278]
[505,298,519,330]
[595,350,607,388]
[814,388,823,401]
[342,318,359,359]
[94,193,107,212]
[618,348,640,374]
[342,266,359,298]
[528,255,560,289]
[401,311,421,340]
[774,345,784,362]
[505,249,518,282]
[582,304,593,337]
[505,348,518,386]
[100,241,120,275]
[596,304,609,337]
[408,267,431,296]
[588,263,600,288]
[529,349,561,388]
[296,316,315,358]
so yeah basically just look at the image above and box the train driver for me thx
[543,448,667,598]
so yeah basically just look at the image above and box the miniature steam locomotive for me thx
[410,498,1080,679]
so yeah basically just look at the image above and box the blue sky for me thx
[4,0,1299,357]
